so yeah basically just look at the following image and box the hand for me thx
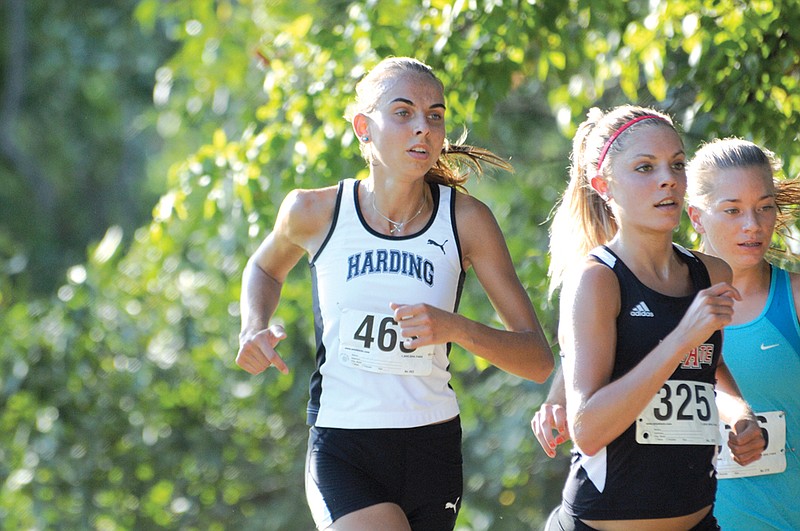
[674,282,740,351]
[727,417,766,466]
[390,302,453,349]
[531,403,570,458]
[236,325,289,375]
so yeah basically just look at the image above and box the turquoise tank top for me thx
[715,266,800,530]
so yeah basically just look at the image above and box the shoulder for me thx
[562,257,620,309]
[278,184,340,252]
[452,189,493,223]
[785,268,800,308]
[572,256,619,288]
[451,190,506,263]
[689,250,732,285]
[559,257,621,340]
[283,185,339,214]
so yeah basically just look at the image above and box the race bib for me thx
[716,411,787,478]
[636,380,719,445]
[338,309,434,376]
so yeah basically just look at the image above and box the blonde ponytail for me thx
[548,105,677,295]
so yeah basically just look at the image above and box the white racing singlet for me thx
[307,179,465,429]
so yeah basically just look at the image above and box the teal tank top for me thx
[715,266,800,530]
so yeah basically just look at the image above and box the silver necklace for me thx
[372,193,426,234]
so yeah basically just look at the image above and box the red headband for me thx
[596,114,669,174]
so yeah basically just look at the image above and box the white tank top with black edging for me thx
[306,178,464,429]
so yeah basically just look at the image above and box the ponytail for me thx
[548,105,677,295]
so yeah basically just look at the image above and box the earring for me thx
[361,135,369,142]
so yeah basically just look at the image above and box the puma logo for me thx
[444,497,460,513]
[427,239,448,254]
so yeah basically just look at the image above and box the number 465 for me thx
[354,314,415,353]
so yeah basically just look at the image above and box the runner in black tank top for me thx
[561,244,721,520]
[538,105,760,531]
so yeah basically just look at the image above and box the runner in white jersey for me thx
[307,178,463,429]
[235,57,554,531]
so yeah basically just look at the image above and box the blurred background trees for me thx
[1,0,799,529]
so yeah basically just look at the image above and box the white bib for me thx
[338,308,435,376]
[716,410,787,478]
[636,380,719,445]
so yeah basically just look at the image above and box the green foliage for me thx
[3,0,800,529]
[0,0,175,294]
[1,131,317,529]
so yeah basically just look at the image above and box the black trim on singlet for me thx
[307,263,326,425]
[450,187,465,276]
[310,181,344,266]
[353,179,440,241]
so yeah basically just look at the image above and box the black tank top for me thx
[562,244,721,520]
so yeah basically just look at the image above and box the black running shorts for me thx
[305,416,463,530]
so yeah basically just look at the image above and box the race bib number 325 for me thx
[338,309,435,376]
[636,380,719,445]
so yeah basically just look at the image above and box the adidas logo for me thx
[630,301,654,317]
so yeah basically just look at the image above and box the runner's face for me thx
[364,72,446,181]
[691,166,776,269]
[604,125,687,233]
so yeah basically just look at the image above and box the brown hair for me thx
[348,57,512,190]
